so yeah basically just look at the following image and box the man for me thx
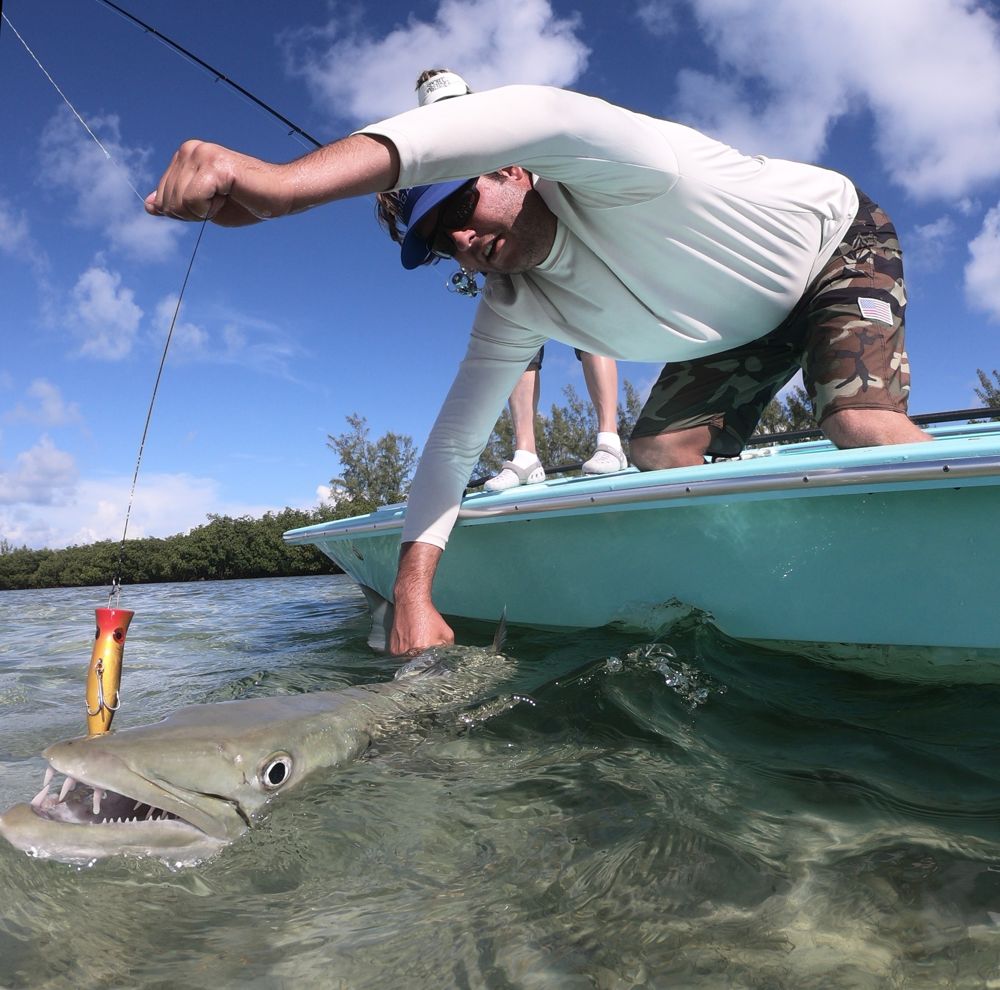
[146,83,929,655]
[413,69,626,490]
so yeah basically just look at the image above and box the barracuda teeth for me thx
[58,777,77,802]
[132,800,143,813]
[92,787,104,816]
[43,767,54,787]
[145,806,156,821]
[30,784,51,808]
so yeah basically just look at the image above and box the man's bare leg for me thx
[581,353,627,472]
[484,368,545,491]
[581,354,619,435]
[508,368,540,454]
[822,409,931,448]
[630,425,713,470]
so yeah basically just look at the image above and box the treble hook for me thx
[85,658,122,717]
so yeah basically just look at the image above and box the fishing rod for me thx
[92,0,323,150]
[93,0,484,302]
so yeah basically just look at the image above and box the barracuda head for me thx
[1,621,511,866]
[0,691,372,866]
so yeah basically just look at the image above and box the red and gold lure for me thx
[85,607,134,735]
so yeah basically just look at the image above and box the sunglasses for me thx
[428,180,480,260]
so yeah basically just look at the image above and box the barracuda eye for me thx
[260,753,293,790]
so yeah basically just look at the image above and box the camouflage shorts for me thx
[631,191,912,457]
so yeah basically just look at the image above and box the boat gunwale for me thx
[283,451,1000,543]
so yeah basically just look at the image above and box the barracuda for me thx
[0,632,510,866]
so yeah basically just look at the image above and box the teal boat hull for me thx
[285,423,1000,680]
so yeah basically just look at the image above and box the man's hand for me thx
[144,140,292,226]
[145,134,400,226]
[389,541,454,655]
[389,598,455,656]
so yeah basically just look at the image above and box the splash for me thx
[608,643,727,710]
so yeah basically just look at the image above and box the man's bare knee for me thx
[822,408,931,449]
[630,427,711,470]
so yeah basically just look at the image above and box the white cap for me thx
[417,71,471,106]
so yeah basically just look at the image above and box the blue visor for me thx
[398,179,472,270]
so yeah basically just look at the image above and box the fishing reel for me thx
[447,268,480,298]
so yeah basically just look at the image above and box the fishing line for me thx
[3,7,208,606]
[5,5,214,731]
[1,10,146,204]
[109,221,207,608]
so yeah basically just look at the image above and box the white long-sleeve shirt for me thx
[359,85,859,549]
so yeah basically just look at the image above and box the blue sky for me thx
[2,0,999,549]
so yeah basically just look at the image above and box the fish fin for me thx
[491,608,508,654]
[360,584,394,654]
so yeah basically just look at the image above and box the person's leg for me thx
[581,353,619,435]
[628,329,798,472]
[803,192,931,449]
[508,367,540,455]
[485,350,546,491]
[580,352,628,473]
[821,408,929,447]
[630,425,714,470]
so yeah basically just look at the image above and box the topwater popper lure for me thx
[85,607,134,735]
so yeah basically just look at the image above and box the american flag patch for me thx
[858,297,894,326]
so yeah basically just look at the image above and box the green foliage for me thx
[974,368,1000,419]
[754,385,817,438]
[476,378,644,477]
[327,414,418,516]
[0,508,338,592]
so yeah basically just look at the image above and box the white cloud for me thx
[281,0,590,124]
[3,379,84,428]
[70,266,143,359]
[38,109,181,261]
[0,471,281,549]
[965,203,1000,321]
[0,199,31,254]
[908,215,957,271]
[635,1,678,37]
[664,0,1000,199]
[0,196,47,273]
[154,294,209,356]
[0,435,78,506]
[149,296,301,377]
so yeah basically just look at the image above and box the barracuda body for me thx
[0,636,509,866]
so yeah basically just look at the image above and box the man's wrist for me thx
[394,540,442,606]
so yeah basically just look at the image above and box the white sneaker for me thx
[582,444,628,475]
[484,458,546,492]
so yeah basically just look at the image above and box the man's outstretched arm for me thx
[389,541,455,655]
[144,134,400,226]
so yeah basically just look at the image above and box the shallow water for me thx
[2,575,1000,989]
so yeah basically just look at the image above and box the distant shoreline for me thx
[0,508,342,592]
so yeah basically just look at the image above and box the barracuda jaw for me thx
[0,759,236,865]
[30,765,188,828]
